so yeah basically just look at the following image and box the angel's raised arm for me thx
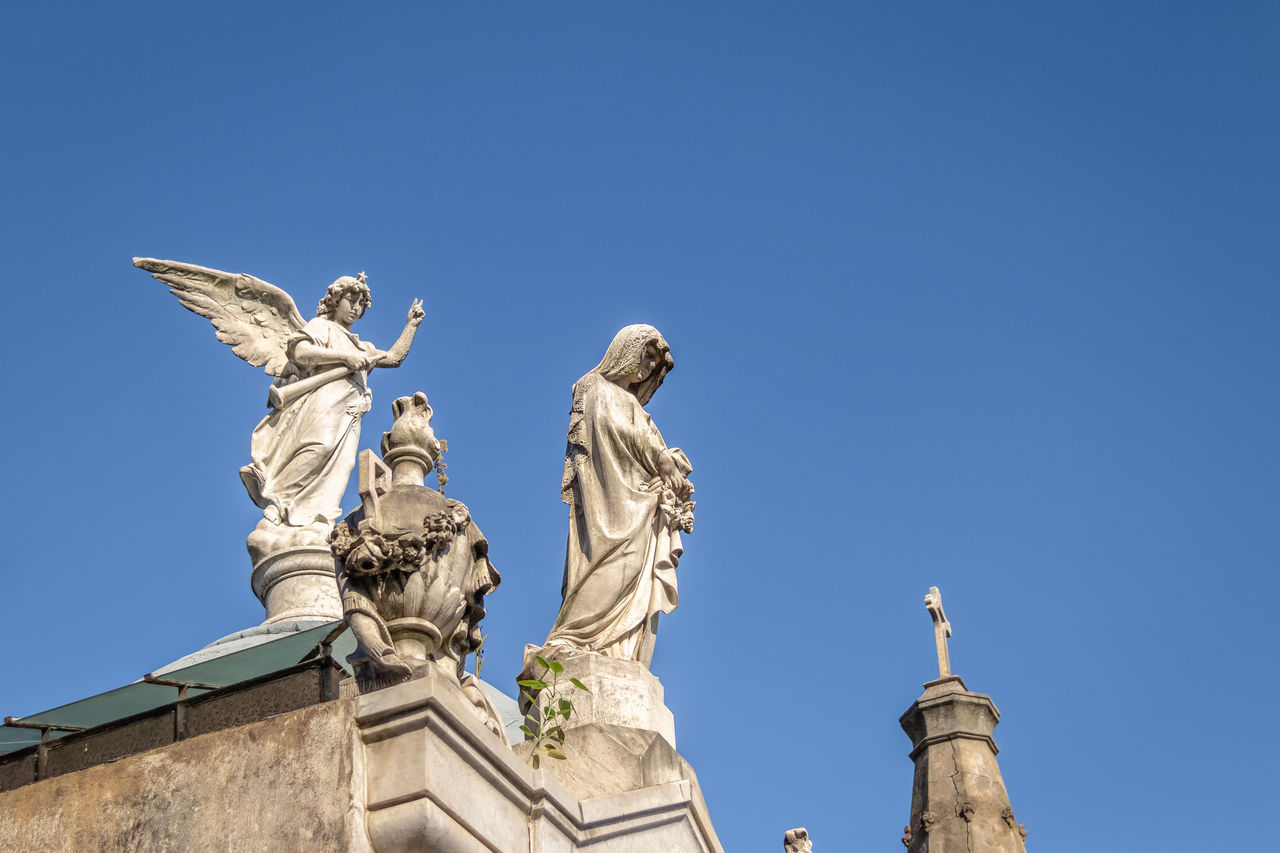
[134,257,308,376]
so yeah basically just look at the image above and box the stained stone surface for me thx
[512,722,690,800]
[250,543,345,623]
[0,700,367,852]
[522,648,677,748]
[899,676,1027,852]
[1,669,723,852]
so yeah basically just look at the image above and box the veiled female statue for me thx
[541,324,695,667]
[135,258,425,592]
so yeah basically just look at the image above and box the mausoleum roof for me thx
[1,621,357,755]
[2,620,522,758]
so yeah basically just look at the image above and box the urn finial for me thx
[380,392,440,486]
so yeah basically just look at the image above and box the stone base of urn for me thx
[247,518,343,623]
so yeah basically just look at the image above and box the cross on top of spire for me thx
[925,586,952,679]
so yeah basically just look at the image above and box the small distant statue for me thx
[135,257,425,620]
[541,324,694,667]
[784,827,814,852]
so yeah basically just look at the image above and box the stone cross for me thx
[924,586,951,679]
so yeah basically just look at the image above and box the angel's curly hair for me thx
[316,274,372,319]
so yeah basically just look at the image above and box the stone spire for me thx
[899,587,1027,852]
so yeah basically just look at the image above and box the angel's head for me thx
[317,275,373,328]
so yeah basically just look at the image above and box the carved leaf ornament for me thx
[330,508,470,577]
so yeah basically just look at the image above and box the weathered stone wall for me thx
[1,668,723,852]
[0,698,367,853]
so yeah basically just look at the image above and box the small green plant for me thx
[517,656,589,769]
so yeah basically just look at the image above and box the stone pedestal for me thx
[250,546,343,624]
[513,723,697,801]
[545,651,677,749]
[513,649,700,808]
[899,676,1027,852]
[247,518,343,623]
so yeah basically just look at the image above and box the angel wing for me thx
[134,257,308,376]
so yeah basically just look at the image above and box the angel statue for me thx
[134,257,425,621]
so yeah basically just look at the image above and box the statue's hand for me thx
[661,471,693,501]
[375,650,413,681]
[407,298,425,326]
[675,476,694,502]
[341,352,375,372]
[658,449,693,500]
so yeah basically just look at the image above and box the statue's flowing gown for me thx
[240,317,376,526]
[545,373,683,664]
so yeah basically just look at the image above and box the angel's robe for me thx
[239,317,376,526]
[542,373,684,665]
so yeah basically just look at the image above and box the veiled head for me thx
[317,275,373,321]
[590,324,674,405]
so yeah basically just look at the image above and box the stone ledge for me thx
[356,669,722,852]
[906,730,999,761]
[899,678,1002,759]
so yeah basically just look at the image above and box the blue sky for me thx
[2,3,1277,849]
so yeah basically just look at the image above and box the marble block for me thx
[526,649,676,749]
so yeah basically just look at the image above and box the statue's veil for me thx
[561,324,674,503]
[585,324,673,406]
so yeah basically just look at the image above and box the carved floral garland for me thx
[329,508,470,576]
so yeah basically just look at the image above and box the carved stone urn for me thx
[329,393,505,737]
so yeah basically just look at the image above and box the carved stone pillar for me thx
[249,534,342,624]
[899,676,1027,852]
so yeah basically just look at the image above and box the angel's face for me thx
[335,294,366,329]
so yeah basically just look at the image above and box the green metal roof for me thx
[1,621,356,755]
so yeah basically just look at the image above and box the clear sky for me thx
[2,3,1276,850]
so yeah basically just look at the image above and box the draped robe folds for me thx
[544,373,685,665]
[239,317,376,526]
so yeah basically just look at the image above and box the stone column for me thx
[249,540,343,624]
[898,675,1027,852]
